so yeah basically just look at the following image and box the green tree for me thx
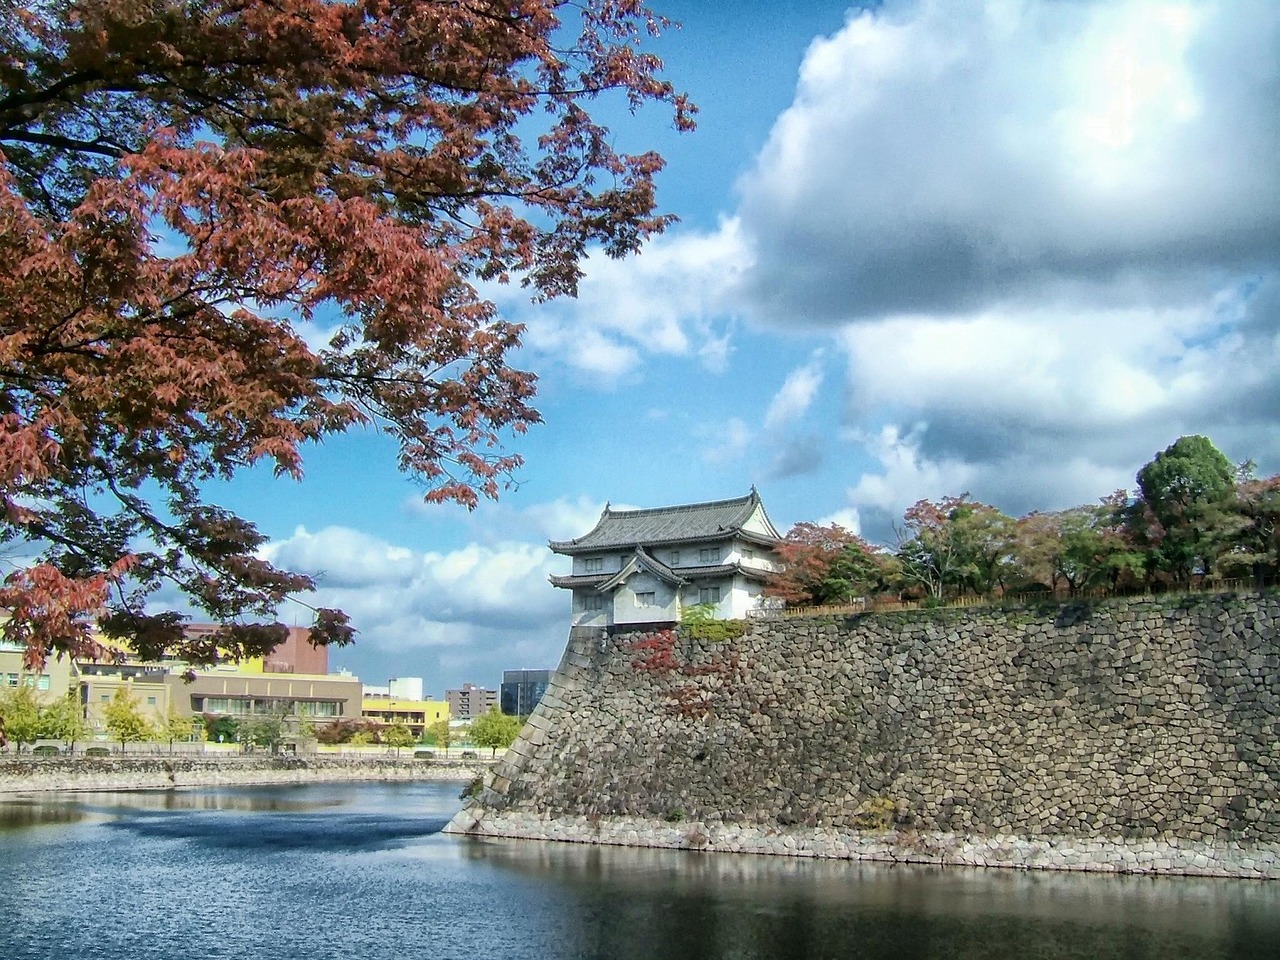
[239,713,287,754]
[426,718,453,750]
[0,683,45,753]
[0,0,691,671]
[159,707,197,753]
[1223,474,1280,585]
[895,495,1011,600]
[1134,436,1239,583]
[469,707,522,757]
[40,691,88,752]
[384,723,416,756]
[103,686,154,750]
[202,713,238,745]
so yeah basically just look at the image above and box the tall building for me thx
[181,623,329,675]
[446,683,497,721]
[388,676,424,700]
[500,669,551,717]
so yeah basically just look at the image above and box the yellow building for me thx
[361,697,449,738]
[0,640,78,700]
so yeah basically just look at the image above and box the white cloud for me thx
[490,218,750,378]
[262,525,566,658]
[816,507,863,536]
[844,424,977,522]
[736,0,1280,323]
[700,417,753,465]
[520,495,610,542]
[764,356,825,430]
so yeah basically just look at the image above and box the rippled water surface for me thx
[2,782,1277,959]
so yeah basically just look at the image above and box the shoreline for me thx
[0,754,488,795]
[447,808,1280,880]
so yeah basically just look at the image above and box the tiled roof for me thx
[674,562,774,584]
[549,490,779,554]
[547,573,610,589]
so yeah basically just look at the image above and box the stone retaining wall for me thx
[447,593,1280,878]
[0,755,485,793]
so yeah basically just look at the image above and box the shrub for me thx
[852,796,899,832]
[413,750,436,760]
[84,747,110,758]
[679,604,745,643]
[33,745,60,756]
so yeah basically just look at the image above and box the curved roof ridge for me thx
[549,490,769,553]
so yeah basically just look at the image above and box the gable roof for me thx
[549,489,781,555]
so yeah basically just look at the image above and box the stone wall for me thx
[448,593,1280,878]
[0,755,485,793]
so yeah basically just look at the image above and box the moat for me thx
[1,781,1277,959]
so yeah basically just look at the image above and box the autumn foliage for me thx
[765,522,892,607]
[0,1,691,664]
[770,436,1280,610]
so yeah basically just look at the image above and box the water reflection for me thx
[464,837,1280,960]
[0,799,88,830]
[1,784,1277,960]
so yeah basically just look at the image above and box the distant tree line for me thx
[767,436,1280,607]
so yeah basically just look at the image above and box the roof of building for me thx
[548,489,782,554]
[549,547,775,592]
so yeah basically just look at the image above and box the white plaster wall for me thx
[614,572,680,625]
[571,553,619,576]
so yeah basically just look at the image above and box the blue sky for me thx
[176,0,1280,695]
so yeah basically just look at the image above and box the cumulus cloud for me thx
[708,0,1280,531]
[260,525,567,669]
[816,507,864,536]
[736,0,1280,324]
[491,217,750,380]
[764,356,825,430]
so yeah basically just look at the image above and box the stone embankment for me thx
[447,593,1280,879]
[0,755,486,794]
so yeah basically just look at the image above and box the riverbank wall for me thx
[447,593,1280,879]
[0,755,487,793]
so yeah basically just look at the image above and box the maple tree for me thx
[765,521,891,607]
[0,1,692,667]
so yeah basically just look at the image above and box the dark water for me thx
[1,782,1277,960]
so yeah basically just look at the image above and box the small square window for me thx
[698,586,721,605]
[699,547,720,563]
[636,591,656,607]
[582,593,604,612]
[584,557,604,574]
[670,550,681,565]
[146,696,157,706]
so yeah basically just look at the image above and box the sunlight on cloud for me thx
[261,525,565,658]
[845,424,975,518]
[764,355,825,431]
[490,218,748,377]
[816,507,863,536]
[736,0,1280,323]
